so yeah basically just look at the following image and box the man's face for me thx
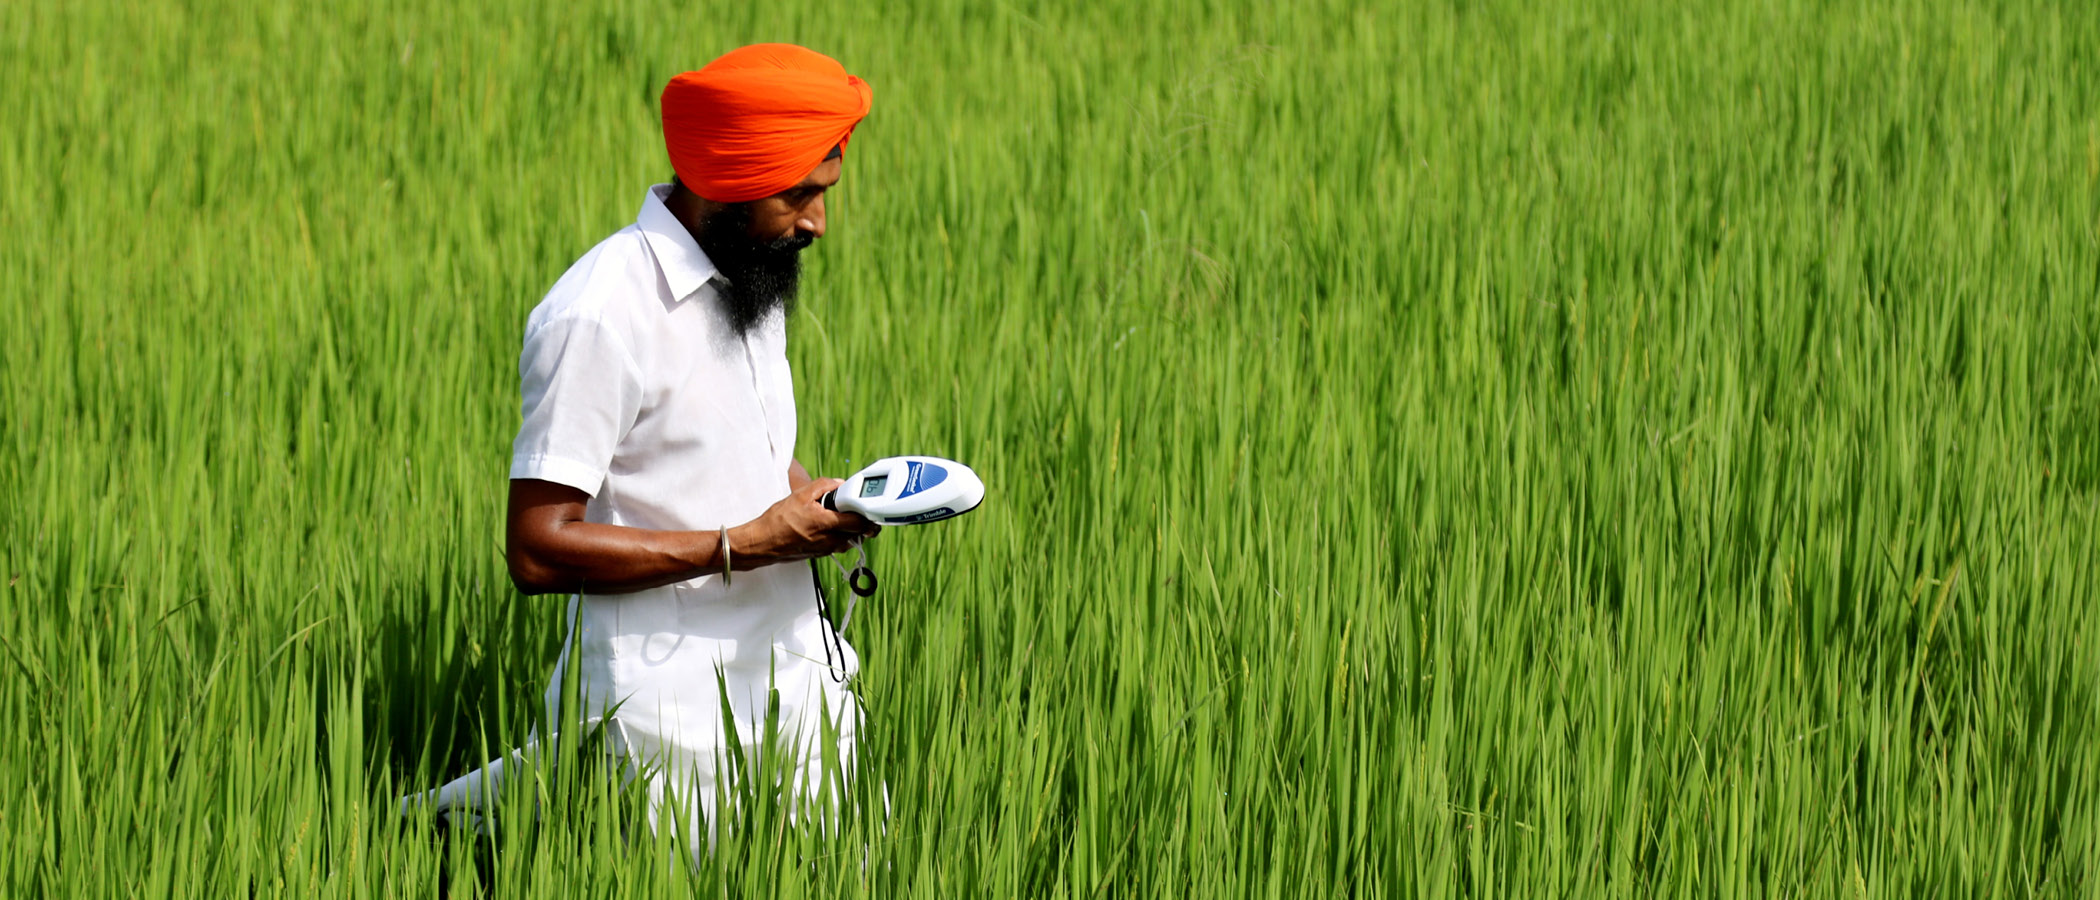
[743,154,841,245]
[694,155,843,337]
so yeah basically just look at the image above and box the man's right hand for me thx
[728,478,881,568]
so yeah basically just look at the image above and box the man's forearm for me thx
[506,476,875,596]
[510,519,750,595]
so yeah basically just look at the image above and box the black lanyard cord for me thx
[809,541,879,684]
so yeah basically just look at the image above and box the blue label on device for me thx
[897,460,948,498]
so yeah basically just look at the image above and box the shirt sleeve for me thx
[509,313,645,497]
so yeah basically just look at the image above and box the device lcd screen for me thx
[860,476,888,498]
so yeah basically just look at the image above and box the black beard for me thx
[694,203,810,338]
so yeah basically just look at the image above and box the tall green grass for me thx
[1,0,2095,895]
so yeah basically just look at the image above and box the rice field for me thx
[1,0,2096,895]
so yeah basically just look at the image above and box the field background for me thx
[2,0,2097,895]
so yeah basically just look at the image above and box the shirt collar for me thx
[637,183,720,303]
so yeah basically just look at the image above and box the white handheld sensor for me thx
[820,456,985,525]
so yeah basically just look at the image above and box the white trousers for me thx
[401,587,864,857]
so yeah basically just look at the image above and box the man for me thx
[408,44,881,849]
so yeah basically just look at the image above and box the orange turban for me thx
[660,44,873,203]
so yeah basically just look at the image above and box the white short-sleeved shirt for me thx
[511,183,857,779]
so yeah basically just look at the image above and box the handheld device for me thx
[808,455,983,684]
[821,456,985,525]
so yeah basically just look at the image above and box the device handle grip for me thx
[820,490,838,512]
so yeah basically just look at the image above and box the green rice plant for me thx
[0,0,2094,895]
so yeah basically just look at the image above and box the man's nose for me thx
[797,196,826,240]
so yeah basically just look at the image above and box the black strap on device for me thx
[809,543,879,684]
